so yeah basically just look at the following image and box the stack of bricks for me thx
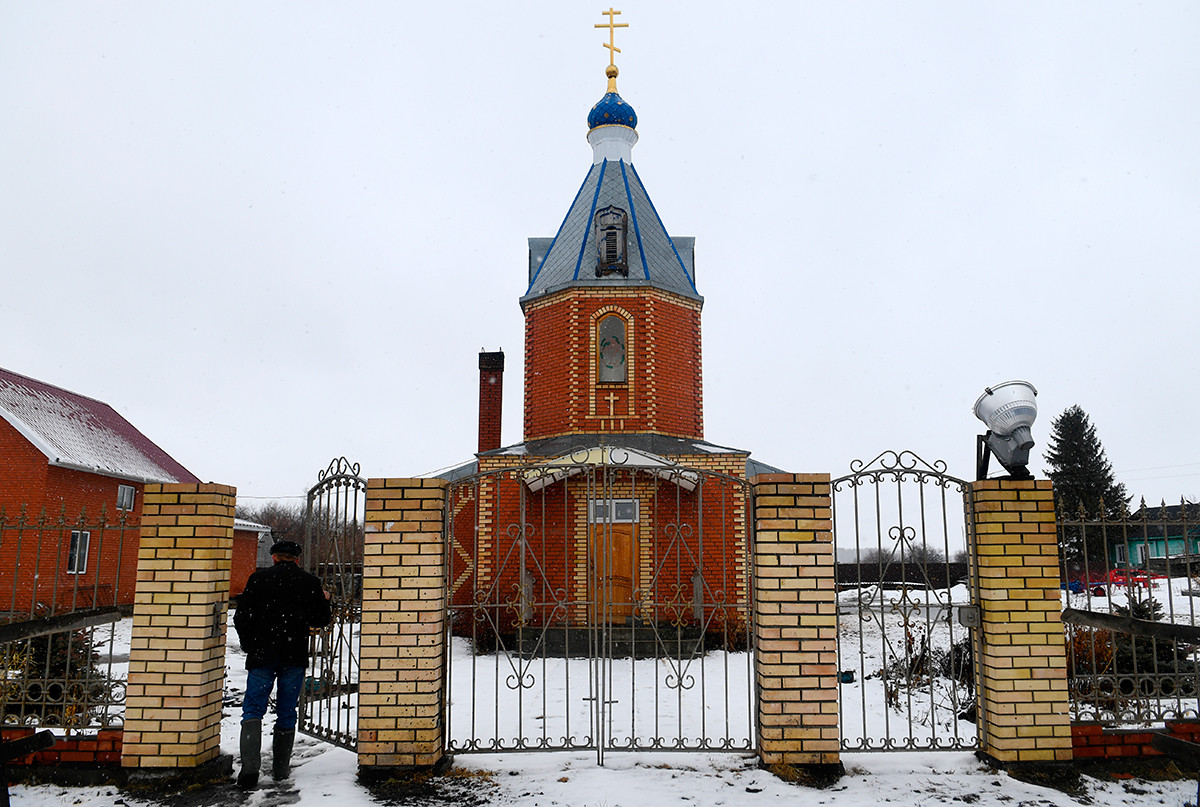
[1073,721,1200,758]
[968,479,1073,763]
[121,483,234,771]
[358,478,447,770]
[1,727,122,766]
[751,473,839,767]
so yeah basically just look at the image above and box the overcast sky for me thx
[2,3,1197,506]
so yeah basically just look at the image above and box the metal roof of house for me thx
[522,158,700,306]
[0,367,201,484]
[235,518,272,534]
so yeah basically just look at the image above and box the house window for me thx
[589,499,638,524]
[68,530,90,574]
[597,315,627,383]
[594,205,628,277]
[1114,544,1126,564]
[117,484,135,511]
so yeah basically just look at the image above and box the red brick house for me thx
[441,66,778,638]
[232,517,273,596]
[0,367,262,610]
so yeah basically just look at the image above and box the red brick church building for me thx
[441,60,777,639]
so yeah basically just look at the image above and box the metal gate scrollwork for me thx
[298,457,365,751]
[444,453,755,764]
[832,450,981,752]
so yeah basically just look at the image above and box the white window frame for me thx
[117,484,136,511]
[588,498,639,524]
[68,530,90,574]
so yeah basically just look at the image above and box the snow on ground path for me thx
[7,612,1200,806]
[9,748,1197,807]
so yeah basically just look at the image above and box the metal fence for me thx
[444,456,754,764]
[1059,500,1200,724]
[298,458,365,752]
[0,507,132,732]
[832,451,979,752]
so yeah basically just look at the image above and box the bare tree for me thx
[237,500,305,543]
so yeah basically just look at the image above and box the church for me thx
[440,19,778,646]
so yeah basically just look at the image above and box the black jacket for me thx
[234,560,332,669]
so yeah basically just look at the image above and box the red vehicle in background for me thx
[1062,566,1166,595]
[1105,567,1164,587]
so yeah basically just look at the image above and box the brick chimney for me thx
[478,350,504,453]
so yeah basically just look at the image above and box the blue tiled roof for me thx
[522,159,700,305]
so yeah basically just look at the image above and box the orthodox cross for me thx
[605,390,619,418]
[595,8,627,68]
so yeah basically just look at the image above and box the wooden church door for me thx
[588,499,637,624]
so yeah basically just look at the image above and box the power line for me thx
[1122,471,1200,482]
[1121,462,1200,473]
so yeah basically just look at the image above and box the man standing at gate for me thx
[233,539,331,789]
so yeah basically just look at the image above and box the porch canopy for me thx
[521,446,699,493]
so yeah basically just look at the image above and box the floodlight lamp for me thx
[973,380,1038,481]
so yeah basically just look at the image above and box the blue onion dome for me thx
[587,65,637,130]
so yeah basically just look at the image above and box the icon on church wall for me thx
[594,205,628,277]
[598,315,627,383]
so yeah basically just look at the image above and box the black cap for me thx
[478,351,505,371]
[270,540,302,557]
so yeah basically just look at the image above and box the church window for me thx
[597,315,627,383]
[594,205,628,277]
[589,498,639,523]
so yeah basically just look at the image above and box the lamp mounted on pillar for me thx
[973,380,1038,481]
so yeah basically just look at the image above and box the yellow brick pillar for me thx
[122,483,235,777]
[752,473,840,768]
[969,479,1073,763]
[358,478,447,771]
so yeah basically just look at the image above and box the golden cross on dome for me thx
[595,8,628,70]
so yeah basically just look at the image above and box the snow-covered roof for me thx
[234,518,272,534]
[0,367,200,484]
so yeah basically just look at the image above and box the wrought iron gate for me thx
[444,453,755,764]
[298,457,365,751]
[831,451,981,751]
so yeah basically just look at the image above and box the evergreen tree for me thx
[1044,405,1129,564]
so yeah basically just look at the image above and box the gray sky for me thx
[2,3,1197,505]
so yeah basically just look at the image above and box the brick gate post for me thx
[968,479,1073,763]
[121,483,235,780]
[751,473,840,770]
[357,478,448,773]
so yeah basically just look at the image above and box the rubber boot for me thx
[272,728,296,780]
[237,718,262,789]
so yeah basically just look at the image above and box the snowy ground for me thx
[9,604,1200,806]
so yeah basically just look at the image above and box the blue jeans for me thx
[242,665,306,730]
